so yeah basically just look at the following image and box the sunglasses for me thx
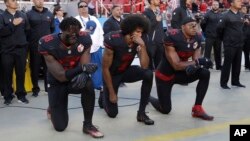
[78,5,88,8]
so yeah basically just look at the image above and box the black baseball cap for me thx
[181,17,196,25]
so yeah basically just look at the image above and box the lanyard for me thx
[79,15,90,27]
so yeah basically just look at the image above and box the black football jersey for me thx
[38,31,92,82]
[156,29,202,81]
[104,31,145,75]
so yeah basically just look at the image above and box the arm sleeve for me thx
[164,30,176,48]
[104,32,114,50]
[38,34,55,56]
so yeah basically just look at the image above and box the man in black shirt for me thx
[103,5,122,35]
[26,0,55,97]
[171,0,193,29]
[102,14,154,125]
[201,0,222,70]
[217,0,245,89]
[143,0,165,70]
[241,4,250,70]
[0,8,4,97]
[0,0,30,105]
[39,17,103,138]
[150,17,214,121]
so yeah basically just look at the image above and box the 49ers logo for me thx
[193,42,198,49]
[43,35,54,43]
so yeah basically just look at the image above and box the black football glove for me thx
[82,63,98,74]
[195,57,213,69]
[71,73,89,89]
[185,65,200,75]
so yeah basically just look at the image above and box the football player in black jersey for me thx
[101,14,154,125]
[150,17,214,121]
[39,17,104,138]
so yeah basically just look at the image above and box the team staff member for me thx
[217,0,245,89]
[103,5,123,35]
[201,0,222,70]
[101,14,154,125]
[39,17,103,138]
[241,4,250,70]
[26,0,55,97]
[143,0,165,70]
[150,17,214,121]
[0,8,4,97]
[171,0,193,29]
[0,0,30,105]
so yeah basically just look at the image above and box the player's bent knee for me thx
[161,107,171,114]
[107,111,118,118]
[105,108,118,118]
[53,124,67,132]
[51,118,68,132]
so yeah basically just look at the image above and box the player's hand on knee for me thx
[82,63,98,74]
[185,65,199,75]
[195,57,213,69]
[71,73,89,89]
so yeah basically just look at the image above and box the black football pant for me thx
[147,43,164,70]
[102,66,153,118]
[1,46,27,100]
[0,53,4,95]
[154,68,210,114]
[220,47,242,86]
[29,42,47,93]
[48,79,95,131]
[243,39,250,68]
[204,37,222,69]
